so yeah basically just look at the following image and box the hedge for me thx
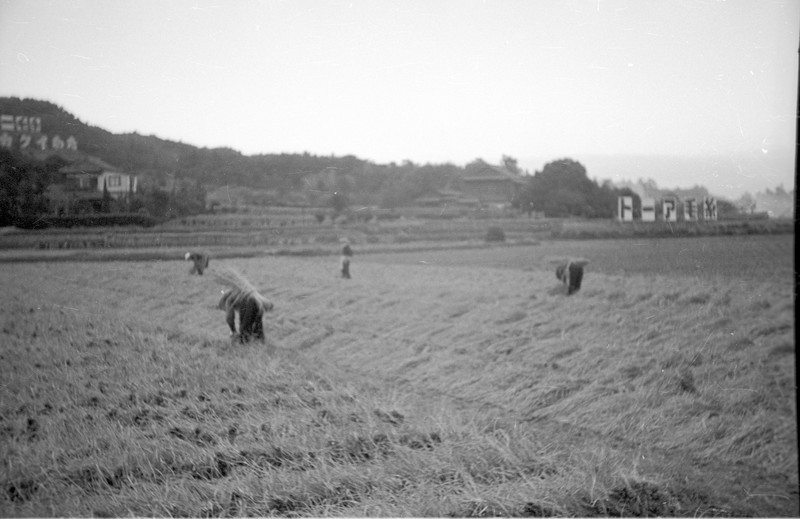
[13,214,159,229]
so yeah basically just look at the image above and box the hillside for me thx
[2,97,793,218]
[0,97,458,207]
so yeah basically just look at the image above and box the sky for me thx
[0,0,797,198]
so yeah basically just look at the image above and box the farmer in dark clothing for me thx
[185,251,210,275]
[556,259,588,295]
[340,243,353,279]
[218,289,274,343]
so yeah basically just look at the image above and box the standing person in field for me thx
[340,242,353,279]
[185,251,210,275]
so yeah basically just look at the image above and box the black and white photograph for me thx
[0,0,796,516]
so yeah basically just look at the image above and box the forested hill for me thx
[0,97,365,190]
[1,97,472,207]
[4,97,789,216]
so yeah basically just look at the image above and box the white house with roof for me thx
[47,155,137,214]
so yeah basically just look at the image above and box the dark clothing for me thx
[341,244,353,279]
[341,257,351,279]
[186,252,209,275]
[556,262,584,295]
[230,297,264,342]
[219,290,268,343]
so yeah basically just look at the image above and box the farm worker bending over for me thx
[185,251,210,275]
[340,243,353,279]
[556,259,588,295]
[218,289,274,344]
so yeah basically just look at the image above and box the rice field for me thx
[0,234,796,516]
[363,234,794,280]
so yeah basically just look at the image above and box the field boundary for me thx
[0,216,792,253]
[0,239,538,263]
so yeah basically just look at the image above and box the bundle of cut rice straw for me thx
[546,256,590,268]
[213,268,270,308]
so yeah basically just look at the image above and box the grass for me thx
[0,235,796,516]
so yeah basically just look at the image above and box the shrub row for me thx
[13,214,159,230]
[551,219,794,240]
[485,226,506,242]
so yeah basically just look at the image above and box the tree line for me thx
[2,97,767,225]
[0,148,208,226]
[0,148,63,225]
[513,158,639,218]
[0,142,644,226]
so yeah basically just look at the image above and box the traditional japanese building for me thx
[461,161,527,206]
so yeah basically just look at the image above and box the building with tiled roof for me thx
[461,161,527,205]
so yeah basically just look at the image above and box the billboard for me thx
[703,197,717,220]
[0,115,42,133]
[684,198,697,221]
[662,198,677,222]
[618,196,721,222]
[641,198,655,222]
[618,196,633,221]
[0,113,78,152]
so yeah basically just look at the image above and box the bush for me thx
[485,226,505,242]
[12,213,158,229]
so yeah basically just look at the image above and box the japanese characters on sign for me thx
[0,114,78,152]
[618,196,718,222]
[684,198,698,222]
[662,198,677,222]
[617,196,633,221]
[641,198,656,222]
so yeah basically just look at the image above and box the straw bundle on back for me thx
[550,257,589,295]
[213,268,270,309]
[546,256,590,268]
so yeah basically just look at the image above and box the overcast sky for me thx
[0,0,797,197]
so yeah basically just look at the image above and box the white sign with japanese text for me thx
[662,198,677,222]
[618,196,633,221]
[684,198,697,221]
[0,113,78,152]
[641,198,655,222]
[703,197,717,220]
